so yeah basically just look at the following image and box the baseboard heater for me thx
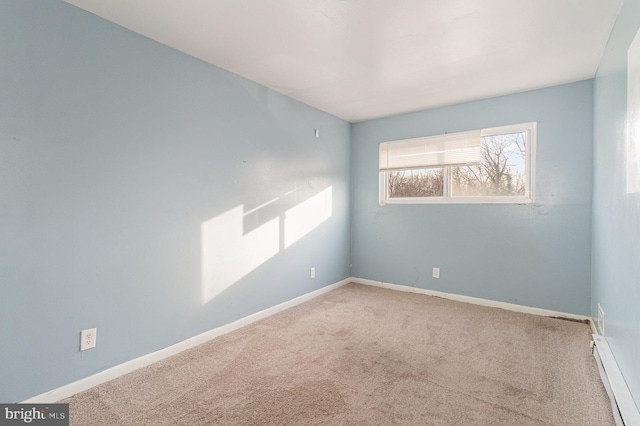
[592,335,640,426]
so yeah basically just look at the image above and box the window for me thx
[379,122,536,204]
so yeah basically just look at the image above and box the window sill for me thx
[380,196,534,205]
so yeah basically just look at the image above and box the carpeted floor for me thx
[63,283,614,425]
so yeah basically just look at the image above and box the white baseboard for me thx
[22,277,595,404]
[351,277,593,323]
[22,278,351,403]
[593,335,640,426]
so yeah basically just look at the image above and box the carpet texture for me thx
[63,283,614,425]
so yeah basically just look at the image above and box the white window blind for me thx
[379,130,482,172]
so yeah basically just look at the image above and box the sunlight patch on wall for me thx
[201,185,334,304]
[627,28,640,194]
[201,206,279,303]
[284,186,332,248]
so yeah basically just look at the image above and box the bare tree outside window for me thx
[452,132,526,197]
[386,132,526,199]
[388,168,443,198]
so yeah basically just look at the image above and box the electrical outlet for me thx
[433,267,440,278]
[310,267,316,279]
[598,304,605,335]
[80,328,97,351]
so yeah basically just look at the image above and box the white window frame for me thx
[379,122,536,205]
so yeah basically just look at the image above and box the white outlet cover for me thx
[310,267,316,279]
[80,328,97,351]
[433,268,440,278]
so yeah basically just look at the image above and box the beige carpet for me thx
[63,283,614,425]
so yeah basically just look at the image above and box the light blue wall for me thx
[5,0,634,408]
[0,1,351,402]
[351,81,594,315]
[592,0,640,407]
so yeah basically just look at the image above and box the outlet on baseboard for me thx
[80,328,97,351]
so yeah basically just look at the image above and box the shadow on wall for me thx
[201,185,333,304]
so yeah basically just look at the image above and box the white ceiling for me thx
[65,0,621,123]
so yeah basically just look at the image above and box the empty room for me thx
[2,0,639,424]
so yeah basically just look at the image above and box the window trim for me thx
[379,122,536,205]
